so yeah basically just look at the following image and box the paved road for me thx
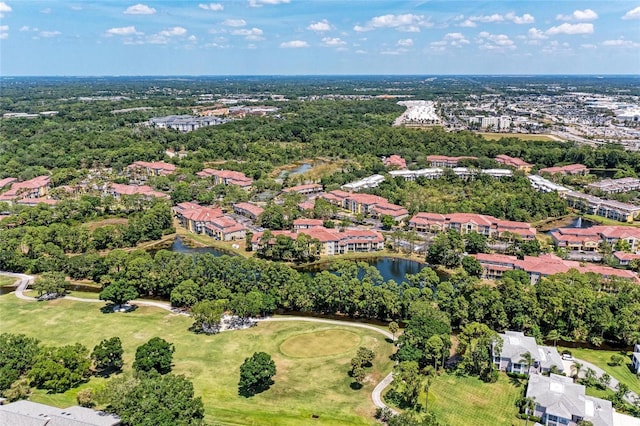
[2,272,398,413]
[564,358,639,405]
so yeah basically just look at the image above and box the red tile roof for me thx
[283,184,323,193]
[233,202,264,217]
[109,183,169,199]
[129,161,176,174]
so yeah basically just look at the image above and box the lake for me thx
[165,237,427,284]
[295,257,428,283]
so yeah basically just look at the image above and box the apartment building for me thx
[233,202,264,220]
[495,154,533,173]
[321,190,408,221]
[565,191,640,223]
[127,161,176,182]
[587,177,640,194]
[0,175,51,202]
[426,155,478,168]
[538,164,589,176]
[105,183,170,200]
[251,227,384,256]
[473,252,638,284]
[173,202,245,241]
[197,169,253,188]
[383,155,407,169]
[408,212,536,240]
[282,183,323,196]
[551,226,640,252]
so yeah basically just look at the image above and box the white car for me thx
[562,353,573,361]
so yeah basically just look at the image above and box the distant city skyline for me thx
[0,0,639,76]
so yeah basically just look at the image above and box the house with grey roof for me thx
[526,374,614,426]
[633,344,640,374]
[0,400,120,426]
[492,330,564,375]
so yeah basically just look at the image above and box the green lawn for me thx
[425,373,525,426]
[563,347,640,395]
[477,132,558,142]
[0,294,394,426]
[0,274,18,287]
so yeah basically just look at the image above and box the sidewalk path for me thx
[565,358,639,405]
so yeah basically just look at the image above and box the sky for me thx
[0,1,639,76]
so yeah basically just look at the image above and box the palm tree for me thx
[522,396,536,426]
[546,329,561,347]
[571,361,583,380]
[422,366,437,414]
[519,351,536,374]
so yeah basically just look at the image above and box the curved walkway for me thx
[1,272,397,413]
[567,358,639,405]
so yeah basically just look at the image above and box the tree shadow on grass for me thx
[100,304,138,314]
[349,382,363,390]
[509,375,526,387]
[238,380,274,398]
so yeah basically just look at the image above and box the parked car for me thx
[562,353,574,361]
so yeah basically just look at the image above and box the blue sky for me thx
[1,1,639,75]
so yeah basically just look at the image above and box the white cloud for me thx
[106,26,142,36]
[307,19,332,32]
[581,43,597,49]
[506,12,535,24]
[230,27,263,40]
[545,22,594,35]
[40,30,61,38]
[430,32,469,50]
[249,0,290,7]
[123,4,156,15]
[477,31,515,51]
[542,40,572,54]
[602,38,640,48]
[41,7,52,14]
[526,27,547,44]
[224,19,246,27]
[0,1,11,18]
[199,3,223,11]
[321,37,346,47]
[19,25,36,32]
[556,9,598,21]
[353,14,432,32]
[397,38,413,47]
[280,40,309,48]
[622,6,640,20]
[470,13,504,23]
[159,27,187,37]
[461,12,534,26]
[188,35,197,42]
[0,25,8,39]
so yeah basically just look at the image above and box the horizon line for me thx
[2,73,640,79]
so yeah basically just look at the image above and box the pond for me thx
[277,163,312,179]
[295,257,428,284]
[163,237,429,284]
[156,236,232,257]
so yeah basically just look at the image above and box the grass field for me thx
[81,217,129,231]
[582,214,640,227]
[425,372,525,426]
[477,132,559,142]
[0,295,394,426]
[563,347,640,395]
[0,274,18,287]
